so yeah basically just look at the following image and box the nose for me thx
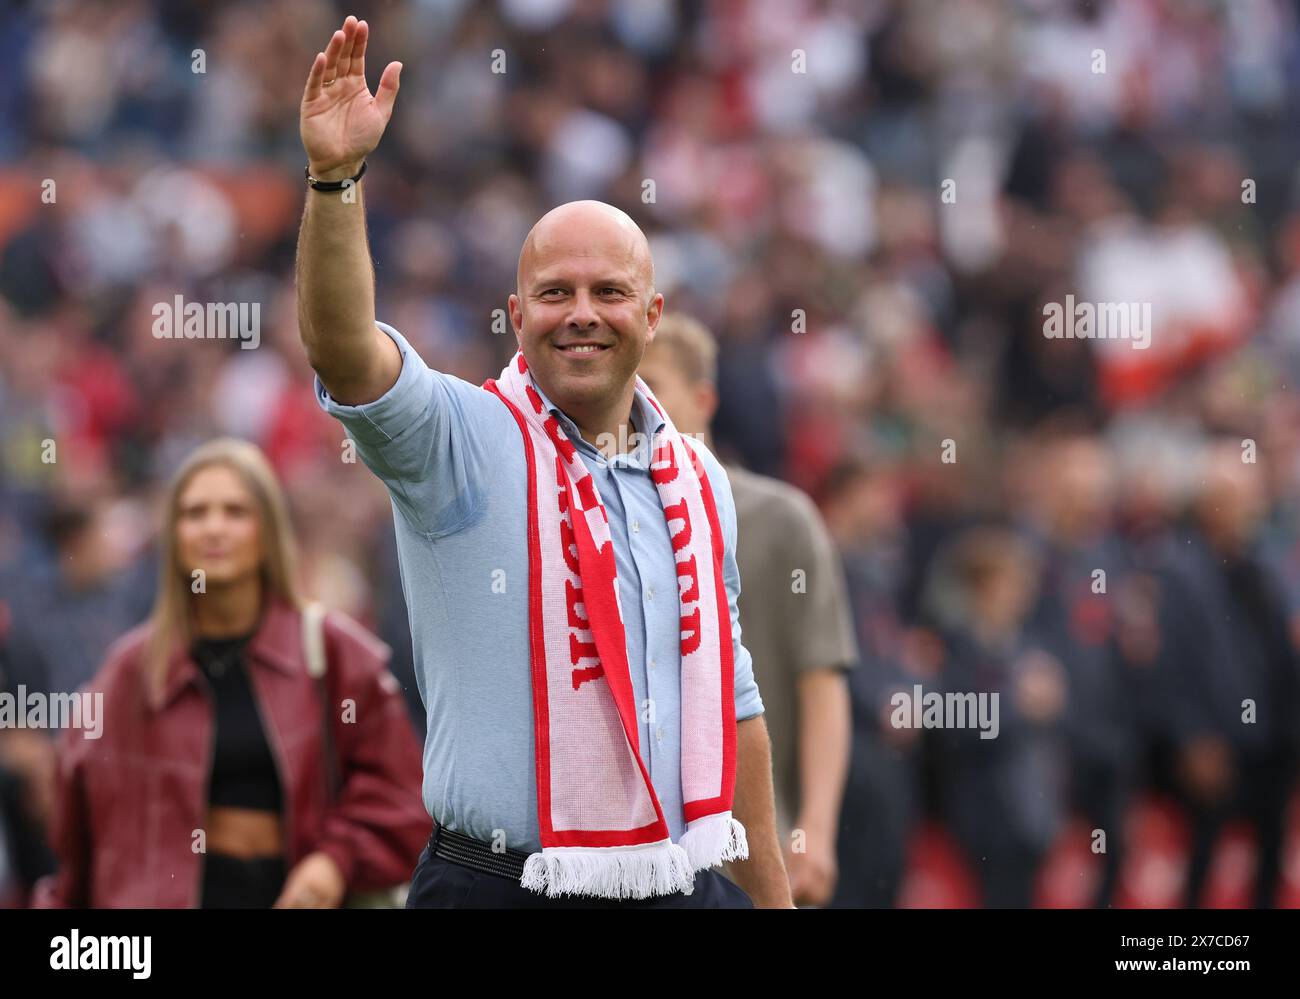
[565,289,600,330]
[201,509,229,538]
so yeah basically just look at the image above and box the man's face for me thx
[508,210,663,414]
[1049,439,1114,531]
[1197,447,1265,546]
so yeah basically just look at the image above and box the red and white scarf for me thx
[483,351,746,899]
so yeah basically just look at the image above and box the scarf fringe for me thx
[520,842,695,900]
[680,812,749,871]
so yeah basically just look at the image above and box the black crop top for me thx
[191,634,283,813]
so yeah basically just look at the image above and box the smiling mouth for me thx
[555,343,611,355]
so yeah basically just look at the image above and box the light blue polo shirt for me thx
[314,322,764,854]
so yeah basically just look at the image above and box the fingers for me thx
[350,19,368,80]
[303,51,326,103]
[337,15,359,79]
[321,26,345,85]
[375,61,402,119]
[273,881,307,908]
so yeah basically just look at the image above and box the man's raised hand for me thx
[301,16,401,181]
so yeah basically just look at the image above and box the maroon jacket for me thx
[32,596,430,908]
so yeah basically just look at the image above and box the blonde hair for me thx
[143,438,303,706]
[649,313,719,386]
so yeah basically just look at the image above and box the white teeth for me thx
[563,344,601,353]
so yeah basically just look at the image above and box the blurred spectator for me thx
[33,439,427,907]
[0,627,57,908]
[926,526,1068,908]
[1018,430,1145,907]
[639,313,859,907]
[1154,440,1300,908]
[3,494,154,696]
[819,455,924,909]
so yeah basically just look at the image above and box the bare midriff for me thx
[206,806,282,858]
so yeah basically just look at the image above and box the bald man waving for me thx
[296,15,790,909]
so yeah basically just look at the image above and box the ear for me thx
[508,293,523,346]
[645,292,665,339]
[696,381,719,426]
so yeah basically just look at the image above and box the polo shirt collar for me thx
[529,378,667,469]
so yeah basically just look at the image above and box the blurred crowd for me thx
[3,0,1300,906]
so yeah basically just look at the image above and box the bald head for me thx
[507,201,665,438]
[517,200,655,304]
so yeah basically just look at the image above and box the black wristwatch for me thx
[305,161,367,192]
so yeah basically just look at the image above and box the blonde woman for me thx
[34,438,429,907]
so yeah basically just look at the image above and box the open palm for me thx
[300,16,401,177]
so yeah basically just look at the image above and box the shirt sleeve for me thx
[313,322,494,539]
[706,455,764,722]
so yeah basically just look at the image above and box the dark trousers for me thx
[831,732,915,908]
[405,841,755,909]
[1183,745,1296,909]
[1071,755,1129,909]
[969,844,1045,909]
[199,853,286,909]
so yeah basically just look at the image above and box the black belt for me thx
[430,823,530,881]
